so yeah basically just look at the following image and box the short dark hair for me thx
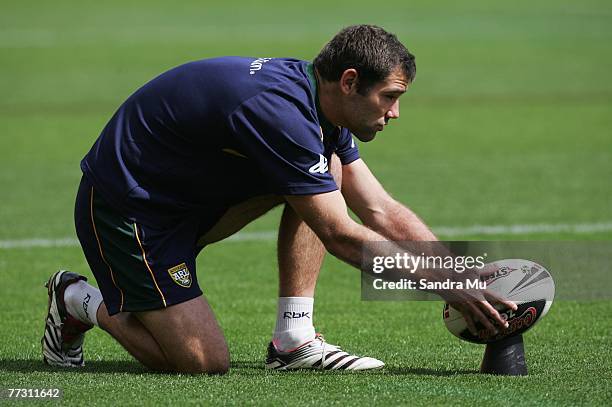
[314,25,416,94]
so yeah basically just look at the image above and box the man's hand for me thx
[441,265,517,337]
[446,289,518,337]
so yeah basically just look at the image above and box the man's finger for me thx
[484,290,518,311]
[479,300,509,329]
[478,263,499,278]
[464,313,478,336]
[468,302,497,333]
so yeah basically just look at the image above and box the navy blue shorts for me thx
[74,176,203,315]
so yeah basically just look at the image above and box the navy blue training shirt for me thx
[81,57,360,227]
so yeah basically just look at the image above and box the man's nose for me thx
[386,100,400,119]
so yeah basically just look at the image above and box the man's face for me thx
[342,67,409,142]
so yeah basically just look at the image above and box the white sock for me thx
[273,297,315,352]
[64,280,103,326]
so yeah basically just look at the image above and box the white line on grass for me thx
[434,221,612,237]
[1,221,611,250]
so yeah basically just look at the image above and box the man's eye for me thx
[385,95,397,101]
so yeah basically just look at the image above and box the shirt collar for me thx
[306,63,338,139]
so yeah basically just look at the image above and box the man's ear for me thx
[339,69,358,94]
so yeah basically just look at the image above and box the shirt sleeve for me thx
[335,128,360,165]
[227,89,339,195]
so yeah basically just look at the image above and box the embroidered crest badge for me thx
[168,263,192,288]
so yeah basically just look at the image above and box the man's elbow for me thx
[316,225,344,254]
[317,223,359,260]
[362,199,397,231]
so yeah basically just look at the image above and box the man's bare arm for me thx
[284,190,381,269]
[337,159,516,333]
[285,190,511,333]
[285,190,443,276]
[341,158,437,242]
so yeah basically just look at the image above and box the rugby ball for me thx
[443,259,555,344]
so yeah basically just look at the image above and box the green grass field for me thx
[1,0,611,405]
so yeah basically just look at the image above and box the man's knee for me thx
[135,296,230,374]
[172,345,230,374]
[162,327,231,374]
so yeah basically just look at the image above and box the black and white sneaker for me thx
[265,333,384,371]
[41,270,93,367]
